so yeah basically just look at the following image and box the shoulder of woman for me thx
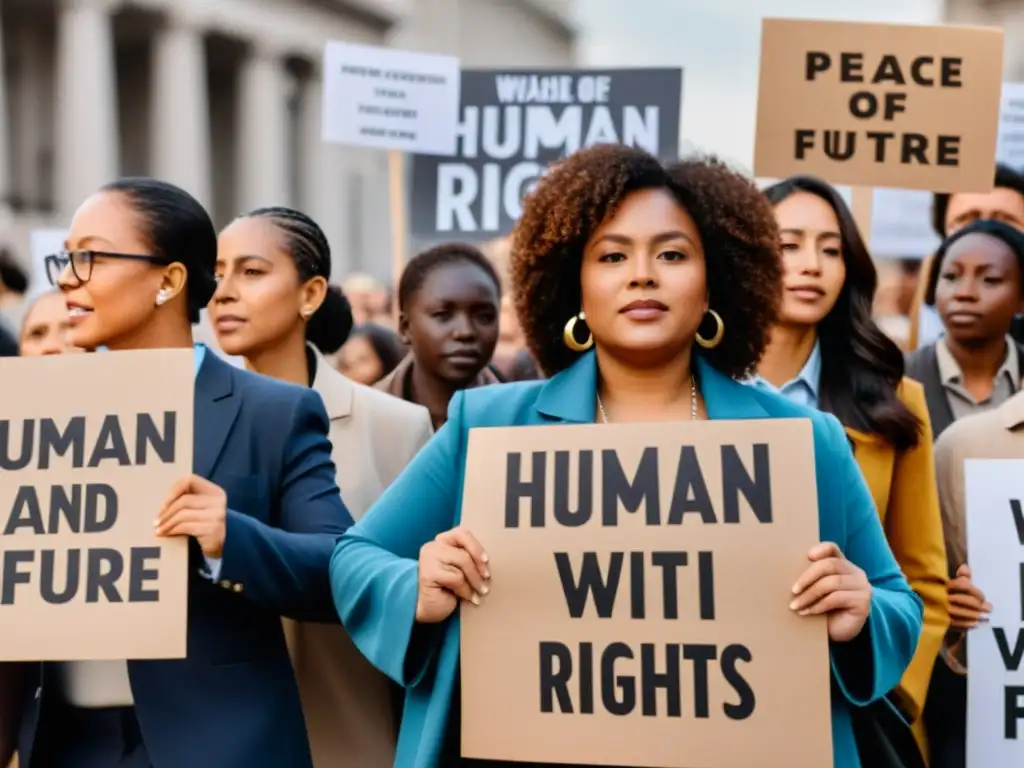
[895,376,928,415]
[455,380,548,427]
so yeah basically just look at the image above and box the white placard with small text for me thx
[997,82,1024,169]
[965,459,1024,767]
[322,41,460,156]
[28,228,68,298]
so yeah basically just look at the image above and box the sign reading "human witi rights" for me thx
[458,419,832,768]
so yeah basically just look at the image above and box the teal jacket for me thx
[329,351,923,768]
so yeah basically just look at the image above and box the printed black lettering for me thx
[698,551,716,620]
[667,447,715,524]
[48,484,82,533]
[1005,686,1024,739]
[0,419,33,471]
[848,91,877,119]
[555,551,623,618]
[722,644,756,719]
[900,133,929,164]
[641,642,681,716]
[128,547,161,602]
[87,415,131,467]
[601,642,635,716]
[3,486,44,535]
[84,484,118,533]
[602,447,660,526]
[505,451,546,527]
[941,58,963,87]
[824,130,855,161]
[683,644,716,718]
[578,641,594,714]
[85,548,124,603]
[805,52,831,80]
[539,641,573,713]
[910,56,934,86]
[994,627,1024,672]
[554,450,593,527]
[936,135,960,167]
[795,129,815,159]
[0,550,34,604]
[866,131,896,161]
[839,53,863,82]
[40,549,80,604]
[38,417,85,469]
[1010,499,1024,544]
[721,444,772,523]
[882,92,908,121]
[651,551,687,619]
[872,55,905,85]
[135,412,176,465]
[630,551,645,619]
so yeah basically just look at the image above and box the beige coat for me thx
[934,389,1024,571]
[284,346,432,768]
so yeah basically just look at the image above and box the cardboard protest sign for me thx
[965,459,1024,765]
[322,41,461,156]
[754,19,1004,192]
[0,349,193,660]
[411,68,682,240]
[459,419,831,767]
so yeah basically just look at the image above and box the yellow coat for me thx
[846,378,950,763]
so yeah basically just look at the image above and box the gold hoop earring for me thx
[563,311,593,352]
[695,308,724,349]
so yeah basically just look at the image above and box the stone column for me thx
[0,2,11,212]
[236,43,291,212]
[55,0,120,218]
[299,74,350,278]
[151,13,212,208]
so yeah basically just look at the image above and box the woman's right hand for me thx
[415,527,491,624]
[948,564,992,630]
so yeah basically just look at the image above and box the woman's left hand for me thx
[155,474,228,558]
[790,542,873,643]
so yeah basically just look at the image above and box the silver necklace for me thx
[597,375,698,424]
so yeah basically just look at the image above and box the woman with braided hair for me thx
[210,206,432,768]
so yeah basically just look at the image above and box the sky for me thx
[572,0,944,172]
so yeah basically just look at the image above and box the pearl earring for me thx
[155,289,170,307]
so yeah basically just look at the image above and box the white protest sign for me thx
[28,228,67,298]
[997,82,1024,168]
[966,459,1024,767]
[321,42,460,156]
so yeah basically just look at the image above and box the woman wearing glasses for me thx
[0,178,352,768]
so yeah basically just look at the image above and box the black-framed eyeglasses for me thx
[45,250,173,286]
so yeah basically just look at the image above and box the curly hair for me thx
[510,144,782,377]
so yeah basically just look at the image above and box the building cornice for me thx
[516,0,577,41]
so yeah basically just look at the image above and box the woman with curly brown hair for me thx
[328,145,922,768]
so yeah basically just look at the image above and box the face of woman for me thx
[210,217,322,357]
[402,262,500,385]
[773,191,846,328]
[19,292,83,357]
[579,188,707,363]
[934,233,1024,345]
[337,333,383,385]
[60,191,175,351]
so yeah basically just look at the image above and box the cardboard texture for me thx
[459,419,832,768]
[0,349,193,661]
[754,18,1004,193]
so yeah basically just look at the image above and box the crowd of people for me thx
[0,143,1021,768]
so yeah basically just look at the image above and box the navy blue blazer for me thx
[16,351,353,768]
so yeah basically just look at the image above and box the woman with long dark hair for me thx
[758,175,948,765]
[0,180,351,768]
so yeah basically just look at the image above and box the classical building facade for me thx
[0,0,574,281]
